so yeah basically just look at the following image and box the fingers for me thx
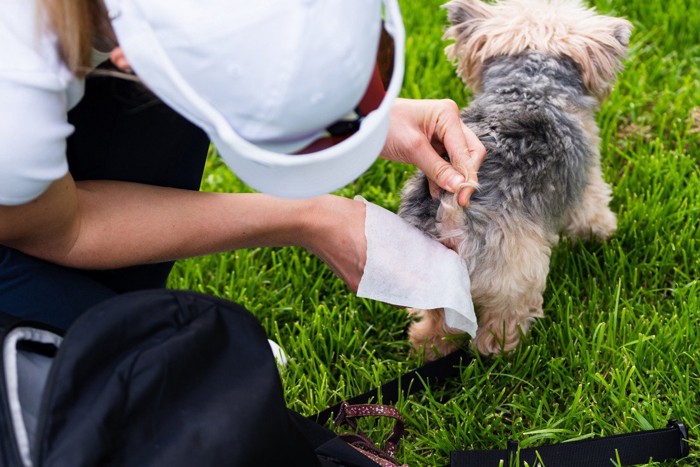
[420,144,469,198]
[308,196,367,292]
[454,124,484,206]
[435,101,486,206]
[382,98,486,206]
[455,179,481,206]
[109,47,133,73]
[428,179,441,201]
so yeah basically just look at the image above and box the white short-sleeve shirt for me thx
[0,0,84,206]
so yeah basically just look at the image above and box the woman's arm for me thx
[0,173,368,289]
[0,99,484,293]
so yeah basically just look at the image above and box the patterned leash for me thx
[334,402,407,467]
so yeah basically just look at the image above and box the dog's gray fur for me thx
[401,52,594,232]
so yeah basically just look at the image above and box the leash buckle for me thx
[667,419,690,457]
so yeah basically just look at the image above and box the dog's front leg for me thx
[407,308,467,361]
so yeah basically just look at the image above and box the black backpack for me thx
[0,290,396,467]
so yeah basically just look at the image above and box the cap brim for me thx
[211,0,405,198]
[211,109,392,198]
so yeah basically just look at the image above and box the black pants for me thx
[0,68,210,329]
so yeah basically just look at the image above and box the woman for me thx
[0,0,485,329]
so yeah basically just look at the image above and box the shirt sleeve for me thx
[0,0,79,206]
[0,78,74,206]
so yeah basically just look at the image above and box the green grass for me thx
[168,0,699,465]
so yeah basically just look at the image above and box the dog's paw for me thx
[589,208,617,241]
[566,207,617,241]
[411,333,462,362]
[407,308,465,361]
[472,312,540,356]
[472,327,521,356]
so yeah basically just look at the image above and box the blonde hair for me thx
[41,0,109,78]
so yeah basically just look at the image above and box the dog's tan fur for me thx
[445,0,631,99]
[565,110,617,240]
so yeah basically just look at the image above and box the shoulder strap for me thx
[450,419,689,467]
[312,349,473,425]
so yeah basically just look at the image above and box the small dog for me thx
[399,0,632,358]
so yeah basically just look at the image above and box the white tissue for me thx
[355,197,477,337]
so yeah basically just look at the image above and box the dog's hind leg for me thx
[565,164,617,241]
[469,218,555,355]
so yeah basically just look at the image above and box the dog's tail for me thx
[436,193,469,252]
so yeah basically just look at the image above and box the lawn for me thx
[168,0,699,465]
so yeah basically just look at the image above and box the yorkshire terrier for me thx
[399,0,632,358]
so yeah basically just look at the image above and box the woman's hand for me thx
[299,99,488,290]
[381,98,486,206]
[109,47,132,73]
[300,195,367,292]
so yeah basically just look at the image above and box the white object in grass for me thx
[268,340,288,369]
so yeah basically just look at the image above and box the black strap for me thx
[312,349,474,425]
[289,410,382,467]
[451,419,690,467]
[312,350,690,466]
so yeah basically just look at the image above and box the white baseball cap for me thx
[105,0,405,198]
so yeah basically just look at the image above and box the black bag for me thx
[0,290,390,467]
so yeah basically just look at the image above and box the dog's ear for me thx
[573,16,633,99]
[443,0,495,90]
[612,20,632,48]
[444,0,493,26]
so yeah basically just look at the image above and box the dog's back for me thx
[400,52,597,242]
[463,52,598,225]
